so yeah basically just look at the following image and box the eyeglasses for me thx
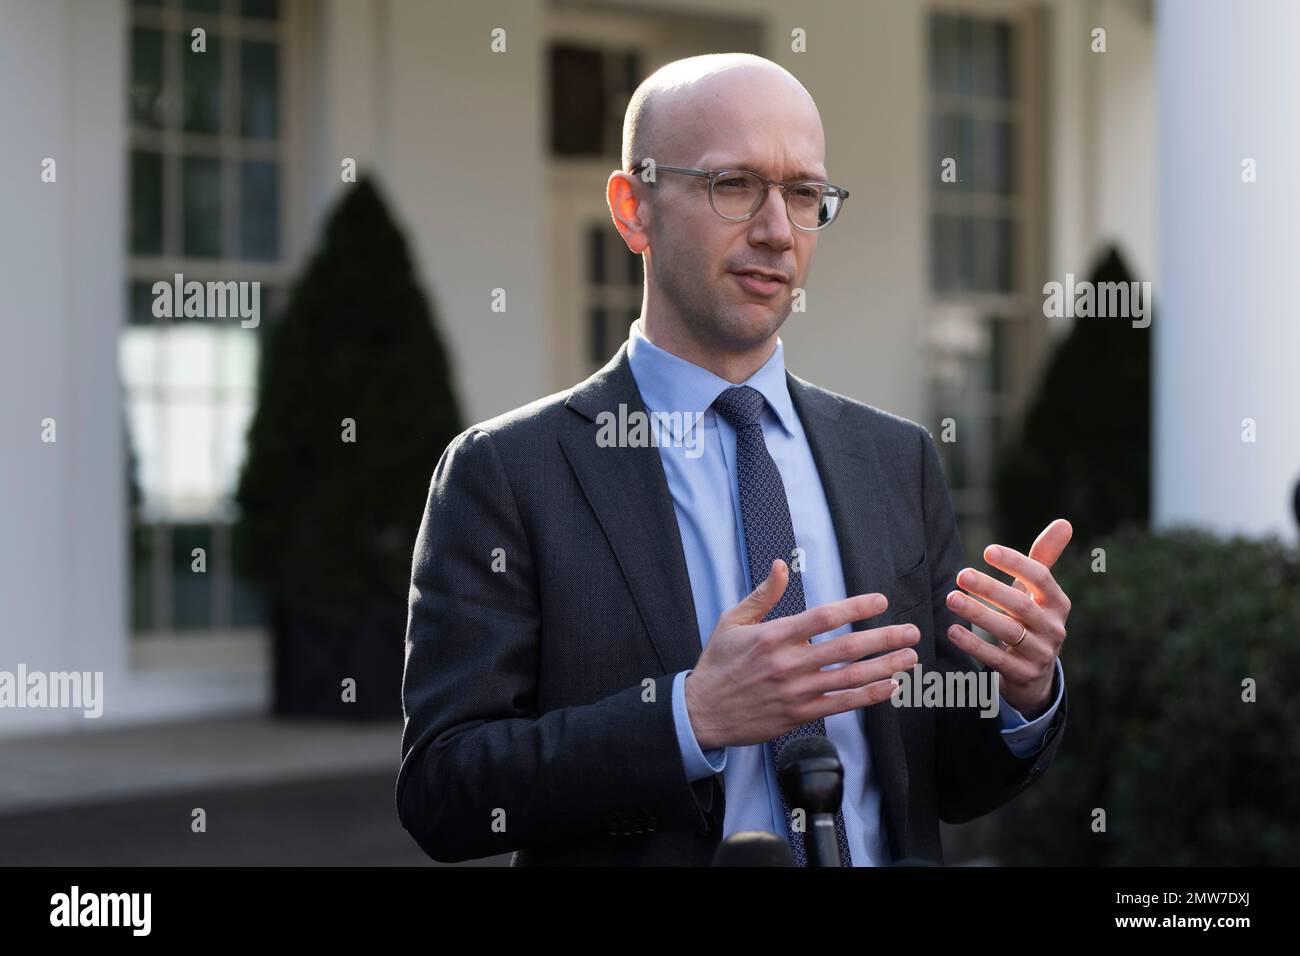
[630,160,850,232]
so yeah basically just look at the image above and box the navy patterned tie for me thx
[712,385,854,868]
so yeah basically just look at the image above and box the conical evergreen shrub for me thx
[235,176,462,715]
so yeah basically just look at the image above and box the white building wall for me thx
[1046,0,1155,323]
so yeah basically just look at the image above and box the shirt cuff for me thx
[998,657,1065,758]
[672,669,727,782]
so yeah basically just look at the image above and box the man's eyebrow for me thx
[709,160,828,181]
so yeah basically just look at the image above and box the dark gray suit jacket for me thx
[396,342,1065,866]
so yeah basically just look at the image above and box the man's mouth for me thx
[731,270,788,297]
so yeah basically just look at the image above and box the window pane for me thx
[971,216,1014,292]
[163,321,220,392]
[988,317,1007,394]
[588,306,607,364]
[165,398,219,515]
[241,0,280,20]
[184,0,222,12]
[131,524,156,632]
[171,523,213,630]
[587,225,605,284]
[970,19,1014,100]
[996,216,1015,290]
[971,119,1015,195]
[240,40,279,140]
[183,155,223,257]
[218,324,258,391]
[551,45,606,156]
[131,150,164,255]
[217,393,254,500]
[120,325,160,392]
[129,280,160,327]
[130,28,164,129]
[930,114,969,192]
[183,32,222,134]
[929,14,963,96]
[931,213,972,293]
[240,160,279,260]
[126,395,163,514]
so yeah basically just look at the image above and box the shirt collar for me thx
[626,318,797,435]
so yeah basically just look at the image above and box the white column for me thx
[1155,0,1300,543]
[0,0,127,734]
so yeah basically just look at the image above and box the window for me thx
[585,223,643,364]
[929,13,1018,295]
[123,0,289,634]
[926,10,1044,554]
[549,44,642,158]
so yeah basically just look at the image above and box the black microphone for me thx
[711,830,796,866]
[775,735,846,867]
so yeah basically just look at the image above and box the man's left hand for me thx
[943,518,1073,721]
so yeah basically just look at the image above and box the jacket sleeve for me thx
[395,427,720,863]
[917,427,1066,823]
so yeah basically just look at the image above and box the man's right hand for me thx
[684,558,919,750]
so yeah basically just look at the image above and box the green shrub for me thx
[991,525,1300,865]
[234,177,462,628]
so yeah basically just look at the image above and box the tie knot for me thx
[712,385,767,428]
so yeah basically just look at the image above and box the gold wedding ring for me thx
[1000,623,1028,649]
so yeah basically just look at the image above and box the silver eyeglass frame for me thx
[629,160,850,232]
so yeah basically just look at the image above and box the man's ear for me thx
[607,171,650,254]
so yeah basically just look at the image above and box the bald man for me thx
[397,54,1070,866]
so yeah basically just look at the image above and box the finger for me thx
[944,623,1036,683]
[796,645,919,698]
[803,622,920,670]
[764,591,890,645]
[979,544,1069,611]
[1027,518,1073,570]
[796,677,901,724]
[953,567,1055,636]
[946,589,1055,667]
[721,558,789,627]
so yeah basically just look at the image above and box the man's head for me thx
[608,54,831,368]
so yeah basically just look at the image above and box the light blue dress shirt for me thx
[624,319,1065,866]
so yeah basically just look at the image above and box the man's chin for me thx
[712,305,788,351]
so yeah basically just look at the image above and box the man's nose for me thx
[749,185,795,247]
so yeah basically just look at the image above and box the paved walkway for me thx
[0,714,509,866]
[0,714,402,814]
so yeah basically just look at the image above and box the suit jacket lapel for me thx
[787,370,912,861]
[559,343,704,677]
